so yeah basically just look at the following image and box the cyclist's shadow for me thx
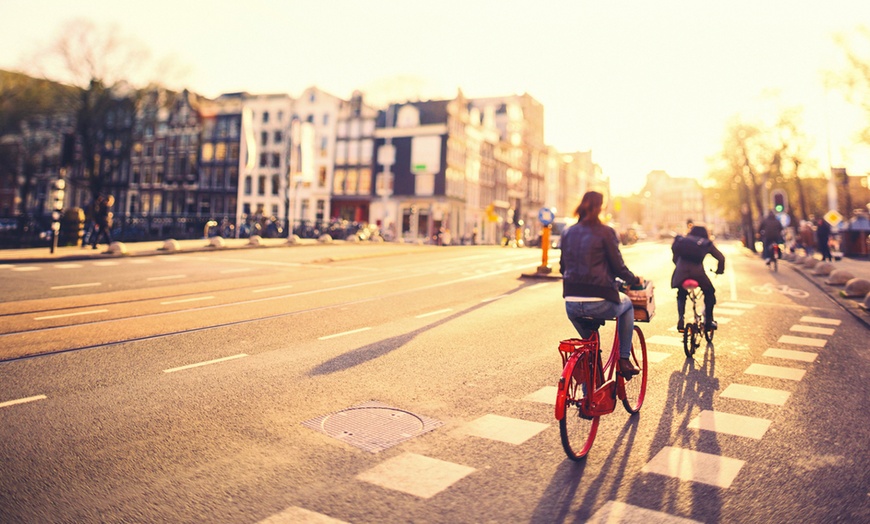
[529,416,641,523]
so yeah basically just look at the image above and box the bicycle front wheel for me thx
[558,354,599,460]
[622,326,648,413]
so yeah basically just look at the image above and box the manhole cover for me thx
[302,401,443,453]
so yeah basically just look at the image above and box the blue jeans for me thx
[565,294,635,358]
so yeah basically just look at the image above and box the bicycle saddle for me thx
[681,279,700,290]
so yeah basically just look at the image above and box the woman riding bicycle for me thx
[560,191,644,377]
[671,224,725,332]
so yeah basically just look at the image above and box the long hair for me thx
[574,191,603,225]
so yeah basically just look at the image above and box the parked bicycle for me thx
[555,289,650,460]
[680,278,714,357]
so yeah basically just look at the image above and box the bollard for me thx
[537,225,552,274]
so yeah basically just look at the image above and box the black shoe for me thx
[618,358,640,377]
[677,319,685,332]
[705,320,718,331]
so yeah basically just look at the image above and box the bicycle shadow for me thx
[306,278,543,377]
[621,346,724,522]
[529,416,641,523]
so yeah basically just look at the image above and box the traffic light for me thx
[771,189,787,214]
[50,179,65,211]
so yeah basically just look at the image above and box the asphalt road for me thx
[0,241,867,523]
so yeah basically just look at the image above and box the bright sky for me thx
[2,0,869,196]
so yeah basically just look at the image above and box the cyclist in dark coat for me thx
[561,191,644,376]
[671,224,725,332]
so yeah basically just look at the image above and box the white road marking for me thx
[0,394,47,409]
[456,414,549,445]
[646,350,672,363]
[642,446,745,488]
[11,266,40,272]
[147,274,186,281]
[720,383,791,405]
[790,325,835,336]
[799,316,841,326]
[356,452,475,499]
[35,309,108,320]
[415,308,453,318]
[745,363,806,381]
[160,296,215,305]
[523,386,558,404]
[318,327,371,340]
[587,501,703,524]
[257,506,350,524]
[50,282,101,290]
[54,263,83,269]
[687,410,771,439]
[163,353,248,373]
[252,284,294,293]
[778,335,826,348]
[763,348,818,362]
[714,308,745,316]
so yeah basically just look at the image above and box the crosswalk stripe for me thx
[586,501,703,524]
[778,335,826,348]
[714,308,745,316]
[642,446,745,488]
[763,348,818,362]
[720,383,791,405]
[745,363,806,381]
[687,410,771,439]
[457,414,549,445]
[799,316,841,326]
[790,325,835,336]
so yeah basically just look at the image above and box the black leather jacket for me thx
[560,222,639,303]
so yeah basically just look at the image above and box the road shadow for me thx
[529,417,640,522]
[307,278,541,376]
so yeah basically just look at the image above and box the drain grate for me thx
[302,401,443,453]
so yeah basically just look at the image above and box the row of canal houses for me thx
[21,85,605,244]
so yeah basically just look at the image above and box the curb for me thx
[785,259,870,330]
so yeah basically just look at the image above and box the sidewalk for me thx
[0,237,312,264]
[776,251,870,328]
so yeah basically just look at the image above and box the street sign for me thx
[538,207,555,226]
[824,210,843,227]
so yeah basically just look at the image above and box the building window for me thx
[272,153,280,168]
[318,166,327,187]
[244,175,252,195]
[345,169,358,194]
[316,199,324,220]
[260,153,268,168]
[258,175,266,195]
[358,167,372,194]
[333,169,345,194]
[262,111,269,123]
[274,130,283,143]
[215,143,226,161]
[261,131,268,146]
[201,143,214,162]
[271,174,280,195]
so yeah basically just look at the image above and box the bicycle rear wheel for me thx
[621,326,648,413]
[558,354,599,460]
[683,323,698,357]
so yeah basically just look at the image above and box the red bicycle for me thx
[555,317,648,460]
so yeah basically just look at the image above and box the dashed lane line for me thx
[146,274,187,281]
[160,296,215,305]
[162,353,248,373]
[0,394,47,409]
[34,309,108,320]
[415,308,453,319]
[50,282,101,290]
[317,327,371,341]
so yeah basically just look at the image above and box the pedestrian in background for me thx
[816,217,833,262]
[91,194,115,249]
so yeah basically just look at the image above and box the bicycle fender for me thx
[555,357,577,421]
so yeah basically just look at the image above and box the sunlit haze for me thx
[2,0,869,196]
